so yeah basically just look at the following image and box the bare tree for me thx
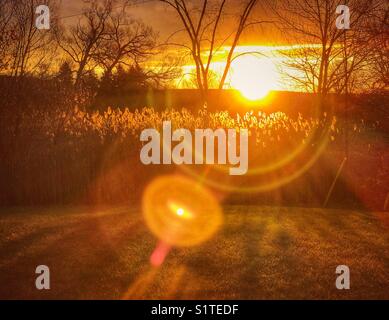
[57,0,115,86]
[139,54,183,88]
[94,10,156,77]
[273,0,383,98]
[0,0,15,72]
[59,0,163,88]
[160,0,268,102]
[365,3,388,91]
[2,0,58,77]
[330,0,388,95]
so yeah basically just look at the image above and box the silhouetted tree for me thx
[57,0,114,86]
[98,64,149,98]
[5,0,58,77]
[56,61,73,86]
[0,0,14,72]
[160,0,269,102]
[58,0,158,88]
[366,3,388,91]
[94,11,156,77]
[272,0,384,97]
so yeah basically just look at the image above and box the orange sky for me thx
[59,0,278,44]
[58,1,299,96]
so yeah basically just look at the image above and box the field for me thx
[0,206,388,300]
[0,0,388,305]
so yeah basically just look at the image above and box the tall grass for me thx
[0,106,346,205]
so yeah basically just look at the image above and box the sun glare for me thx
[230,55,278,101]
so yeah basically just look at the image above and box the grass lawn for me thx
[0,206,388,299]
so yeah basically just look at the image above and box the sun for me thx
[176,208,184,216]
[230,55,278,101]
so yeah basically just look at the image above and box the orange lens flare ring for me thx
[142,175,223,247]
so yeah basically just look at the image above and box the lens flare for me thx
[142,175,223,247]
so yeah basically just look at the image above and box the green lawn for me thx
[0,206,388,299]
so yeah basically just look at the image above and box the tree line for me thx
[0,0,179,90]
[0,0,387,106]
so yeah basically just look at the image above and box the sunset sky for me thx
[57,0,308,97]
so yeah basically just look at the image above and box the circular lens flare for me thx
[142,175,223,247]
